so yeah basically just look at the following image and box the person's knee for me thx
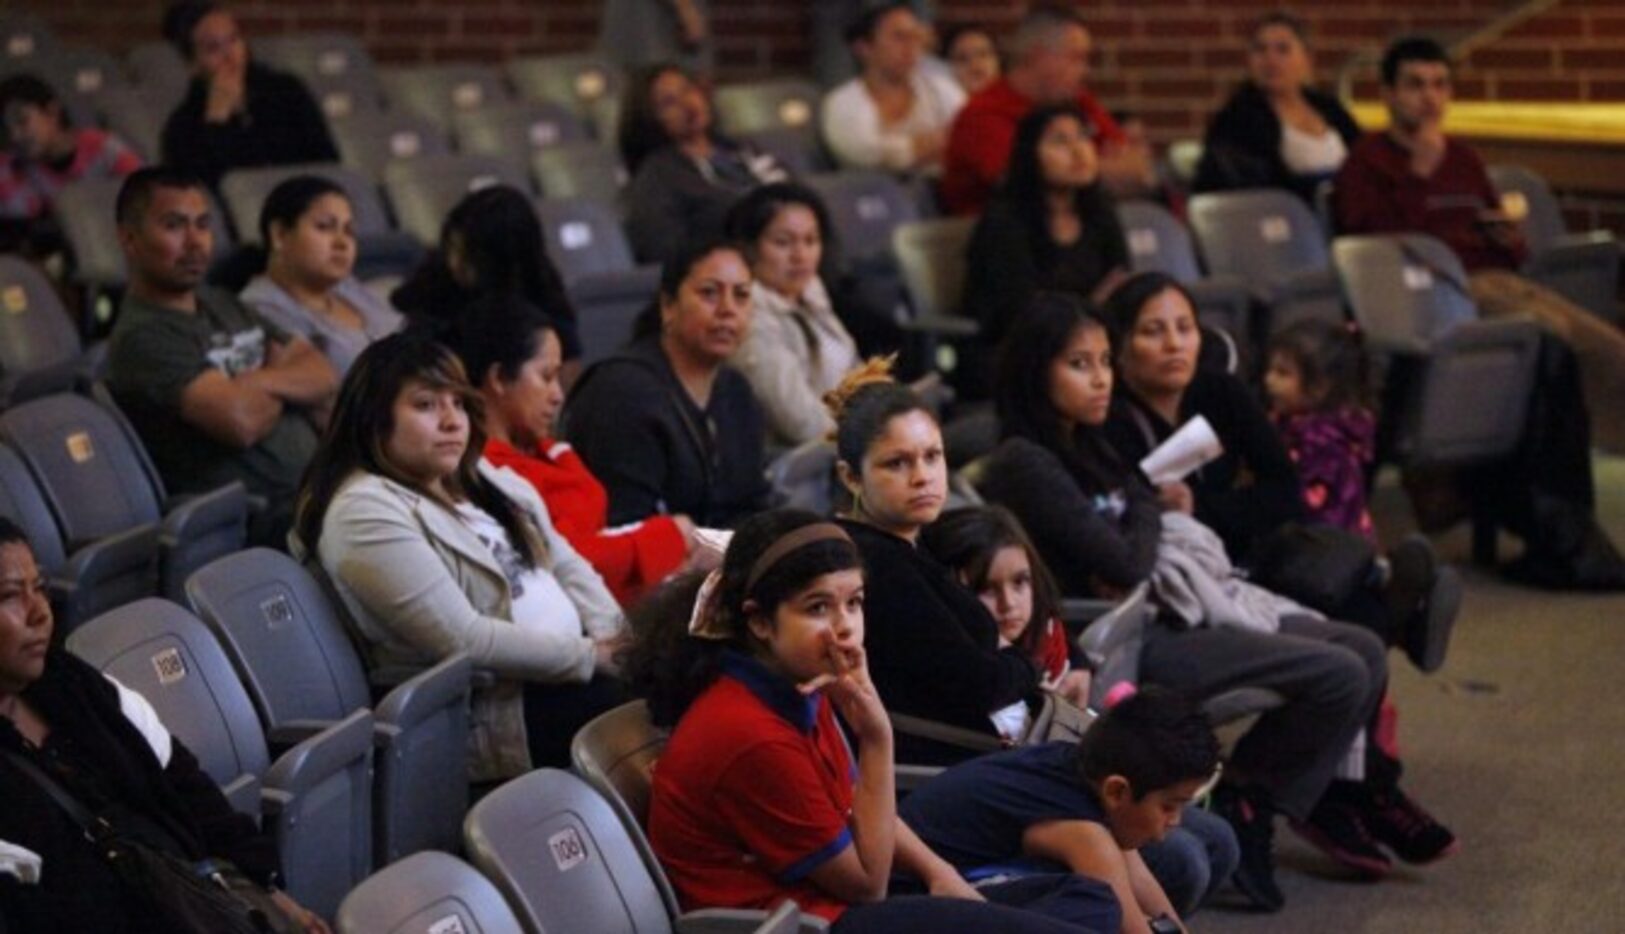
[1142,829,1209,917]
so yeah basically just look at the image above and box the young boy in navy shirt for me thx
[900,688,1227,934]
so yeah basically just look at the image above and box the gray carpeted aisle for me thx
[1196,457,1625,933]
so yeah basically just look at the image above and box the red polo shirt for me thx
[648,652,857,922]
[483,437,686,606]
[940,76,1125,216]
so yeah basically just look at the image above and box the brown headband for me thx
[745,522,854,594]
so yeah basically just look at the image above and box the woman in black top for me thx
[562,236,770,529]
[0,518,328,932]
[961,102,1128,398]
[1193,12,1360,203]
[823,358,1039,764]
[618,64,788,267]
[159,2,338,188]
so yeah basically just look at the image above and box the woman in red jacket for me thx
[450,294,698,605]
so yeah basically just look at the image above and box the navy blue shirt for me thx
[899,741,1105,872]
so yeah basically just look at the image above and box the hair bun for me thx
[822,354,899,422]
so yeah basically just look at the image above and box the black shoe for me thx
[1387,535,1461,673]
[1360,785,1461,865]
[1291,784,1392,879]
[1210,784,1284,912]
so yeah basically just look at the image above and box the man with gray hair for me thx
[940,3,1153,214]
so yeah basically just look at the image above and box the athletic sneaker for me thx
[1360,785,1461,865]
[1291,784,1392,879]
[1210,784,1284,912]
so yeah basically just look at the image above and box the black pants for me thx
[1139,615,1387,819]
[521,674,630,769]
[832,874,1119,934]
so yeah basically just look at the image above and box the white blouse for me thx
[1280,123,1348,177]
[820,68,966,173]
[734,278,860,447]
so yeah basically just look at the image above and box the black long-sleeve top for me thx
[839,518,1039,765]
[1192,82,1361,205]
[979,435,1162,597]
[161,61,339,188]
[562,335,770,529]
[0,651,279,933]
[1104,369,1306,566]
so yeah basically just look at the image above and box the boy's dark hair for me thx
[163,1,221,61]
[0,74,62,119]
[114,166,208,228]
[1381,36,1450,86]
[0,516,29,550]
[844,2,917,45]
[1267,319,1369,412]
[1074,686,1219,799]
[1250,10,1310,45]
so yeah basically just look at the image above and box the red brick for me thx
[1505,15,1587,39]
[459,15,539,38]
[1588,78,1625,98]
[1590,15,1625,36]
[1467,48,1555,70]
[1116,48,1195,68]
[1496,77,1587,100]
[1138,77,1216,98]
[1565,48,1625,70]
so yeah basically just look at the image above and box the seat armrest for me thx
[221,773,263,819]
[899,314,979,338]
[888,711,1004,754]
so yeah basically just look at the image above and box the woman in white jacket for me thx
[292,332,626,781]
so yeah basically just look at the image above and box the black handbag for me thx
[5,751,299,934]
[1247,521,1377,615]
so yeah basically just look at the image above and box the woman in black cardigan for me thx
[0,518,328,932]
[1192,12,1360,203]
[823,359,1039,765]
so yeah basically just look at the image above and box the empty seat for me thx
[383,155,532,246]
[505,53,623,123]
[253,33,385,116]
[737,126,831,177]
[0,11,56,67]
[67,598,375,920]
[465,767,828,933]
[806,170,919,274]
[766,440,839,516]
[452,99,588,167]
[713,78,821,137]
[1489,164,1621,325]
[1332,233,1542,467]
[532,140,625,204]
[186,548,473,866]
[1188,188,1345,335]
[34,46,132,129]
[95,84,171,163]
[124,41,191,117]
[889,216,973,323]
[534,197,637,282]
[337,851,524,934]
[1116,200,1253,345]
[380,64,510,131]
[327,108,451,180]
[0,442,156,630]
[0,392,248,603]
[0,256,88,405]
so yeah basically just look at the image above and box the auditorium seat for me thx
[1188,188,1346,336]
[337,851,524,934]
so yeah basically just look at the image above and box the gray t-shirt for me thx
[106,287,319,508]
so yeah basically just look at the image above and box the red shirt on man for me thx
[940,76,1125,216]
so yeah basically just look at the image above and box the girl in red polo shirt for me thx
[627,509,1119,933]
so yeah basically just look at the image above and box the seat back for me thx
[0,443,67,573]
[453,100,588,166]
[713,79,821,136]
[0,12,56,68]
[532,141,626,203]
[253,33,384,115]
[383,156,533,246]
[806,170,919,271]
[890,216,974,320]
[219,163,392,243]
[1188,188,1330,285]
[53,178,128,288]
[505,53,623,122]
[737,126,829,177]
[67,598,271,787]
[464,768,674,933]
[535,197,636,282]
[1407,317,1542,466]
[96,85,169,163]
[263,707,376,920]
[1487,164,1568,252]
[329,109,451,180]
[337,851,524,934]
[0,393,163,548]
[567,268,662,365]
[37,46,133,129]
[1117,200,1203,282]
[184,548,372,733]
[1332,234,1478,354]
[570,700,678,916]
[373,653,473,865]
[124,41,190,116]
[380,64,511,131]
[0,256,82,400]
[766,441,838,516]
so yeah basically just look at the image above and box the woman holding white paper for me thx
[977,291,1458,912]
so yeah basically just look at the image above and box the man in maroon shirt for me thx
[940,3,1153,215]
[1335,36,1625,453]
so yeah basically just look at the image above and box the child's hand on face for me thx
[801,632,891,745]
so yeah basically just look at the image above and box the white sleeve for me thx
[822,80,911,171]
[106,675,173,768]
